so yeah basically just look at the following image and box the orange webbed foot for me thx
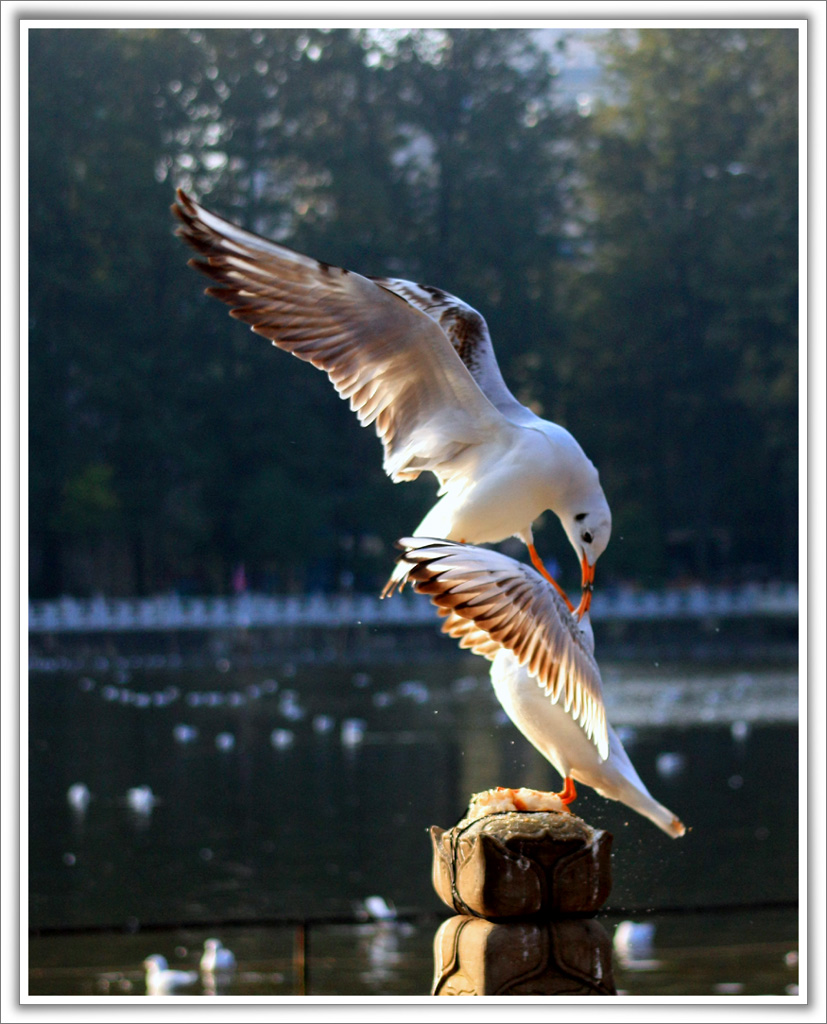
[556,776,577,809]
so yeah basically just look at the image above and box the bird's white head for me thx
[565,498,612,568]
[562,486,611,617]
[541,439,611,580]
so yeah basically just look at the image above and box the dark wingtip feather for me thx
[171,188,196,224]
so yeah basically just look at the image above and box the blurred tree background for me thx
[28,26,799,598]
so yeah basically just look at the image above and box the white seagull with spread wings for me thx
[173,190,611,614]
[396,537,686,839]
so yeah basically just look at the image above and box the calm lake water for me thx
[27,651,800,998]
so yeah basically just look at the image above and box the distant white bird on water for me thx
[66,783,91,814]
[363,895,397,921]
[143,955,198,995]
[397,538,686,838]
[215,731,236,752]
[173,190,611,616]
[200,938,236,974]
[613,920,658,966]
[126,785,157,815]
[341,718,367,747]
[172,723,198,744]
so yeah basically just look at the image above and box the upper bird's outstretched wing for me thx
[172,190,511,486]
[369,277,538,427]
[396,537,609,759]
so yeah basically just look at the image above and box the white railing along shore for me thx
[28,582,798,634]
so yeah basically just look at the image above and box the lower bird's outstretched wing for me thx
[436,605,504,661]
[396,538,609,759]
[173,190,511,486]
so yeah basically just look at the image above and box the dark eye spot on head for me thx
[575,513,587,522]
[582,531,593,544]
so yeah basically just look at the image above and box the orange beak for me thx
[575,554,595,619]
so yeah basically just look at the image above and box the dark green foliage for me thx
[27,27,798,596]
[561,28,798,583]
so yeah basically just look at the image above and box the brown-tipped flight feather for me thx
[172,189,510,489]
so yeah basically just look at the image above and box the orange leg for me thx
[574,555,595,620]
[528,544,575,613]
[556,776,577,808]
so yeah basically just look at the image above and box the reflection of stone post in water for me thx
[429,789,615,996]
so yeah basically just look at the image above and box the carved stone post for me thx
[430,792,616,996]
